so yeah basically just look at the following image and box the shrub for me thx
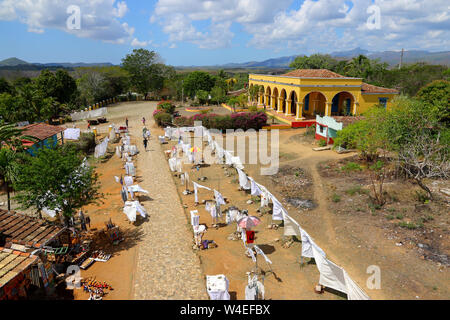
[154,112,172,127]
[341,162,362,172]
[318,139,327,147]
[305,124,316,137]
[173,116,194,127]
[66,132,96,155]
[248,106,258,112]
[157,102,175,114]
[332,193,341,203]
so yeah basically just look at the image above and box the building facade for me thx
[249,69,399,121]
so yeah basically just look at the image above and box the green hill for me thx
[0,57,29,66]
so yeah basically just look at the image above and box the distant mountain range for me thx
[1,48,449,71]
[0,58,113,69]
[209,48,450,69]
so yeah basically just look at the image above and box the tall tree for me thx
[289,54,339,70]
[14,145,102,223]
[122,49,164,99]
[183,71,215,98]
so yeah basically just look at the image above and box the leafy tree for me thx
[183,71,215,98]
[210,86,226,105]
[14,145,102,222]
[416,80,450,124]
[344,55,388,80]
[122,49,164,98]
[289,54,339,70]
[249,85,261,104]
[0,123,37,149]
[0,78,12,94]
[196,90,210,105]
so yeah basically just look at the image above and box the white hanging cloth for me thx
[193,182,212,203]
[254,245,273,265]
[125,162,136,176]
[128,185,149,194]
[246,247,257,262]
[248,177,262,196]
[283,212,302,237]
[301,229,326,259]
[168,157,177,172]
[237,168,251,190]
[190,210,200,227]
[124,176,134,186]
[270,195,285,221]
[214,190,226,206]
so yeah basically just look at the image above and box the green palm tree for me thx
[0,123,37,150]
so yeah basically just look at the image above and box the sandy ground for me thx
[58,101,448,300]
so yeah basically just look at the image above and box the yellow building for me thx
[249,69,398,127]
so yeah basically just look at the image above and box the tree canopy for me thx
[121,49,164,97]
[14,145,102,220]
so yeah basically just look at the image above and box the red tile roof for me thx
[282,69,352,79]
[331,116,365,128]
[361,83,399,94]
[0,209,65,250]
[20,123,65,141]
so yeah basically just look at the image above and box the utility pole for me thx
[399,48,404,69]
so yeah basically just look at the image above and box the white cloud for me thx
[150,0,450,52]
[150,0,291,49]
[131,38,150,47]
[0,0,135,44]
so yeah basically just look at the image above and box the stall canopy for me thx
[0,209,66,251]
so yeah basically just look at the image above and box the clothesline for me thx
[166,125,370,300]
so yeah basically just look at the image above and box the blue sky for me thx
[0,0,448,66]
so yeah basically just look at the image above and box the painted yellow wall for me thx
[249,73,398,118]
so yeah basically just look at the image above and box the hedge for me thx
[173,112,267,131]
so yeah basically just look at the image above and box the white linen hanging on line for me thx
[123,176,133,186]
[237,168,251,190]
[270,195,285,221]
[301,229,326,259]
[94,137,109,158]
[246,247,257,262]
[214,190,226,206]
[283,212,302,237]
[168,157,177,172]
[125,162,136,176]
[254,245,272,265]
[248,177,262,196]
[313,245,348,296]
[128,185,149,194]
[64,128,80,140]
[344,270,371,300]
[193,182,212,203]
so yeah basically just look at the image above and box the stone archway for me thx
[289,91,298,115]
[266,86,272,108]
[331,91,355,116]
[303,92,327,117]
[272,87,279,111]
[280,89,287,113]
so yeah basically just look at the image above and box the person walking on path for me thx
[126,117,129,128]
[143,138,148,151]
[142,117,146,126]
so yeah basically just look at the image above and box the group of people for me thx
[125,117,151,151]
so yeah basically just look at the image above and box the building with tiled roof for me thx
[249,69,399,124]
[0,247,41,300]
[0,209,66,252]
[19,123,65,156]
